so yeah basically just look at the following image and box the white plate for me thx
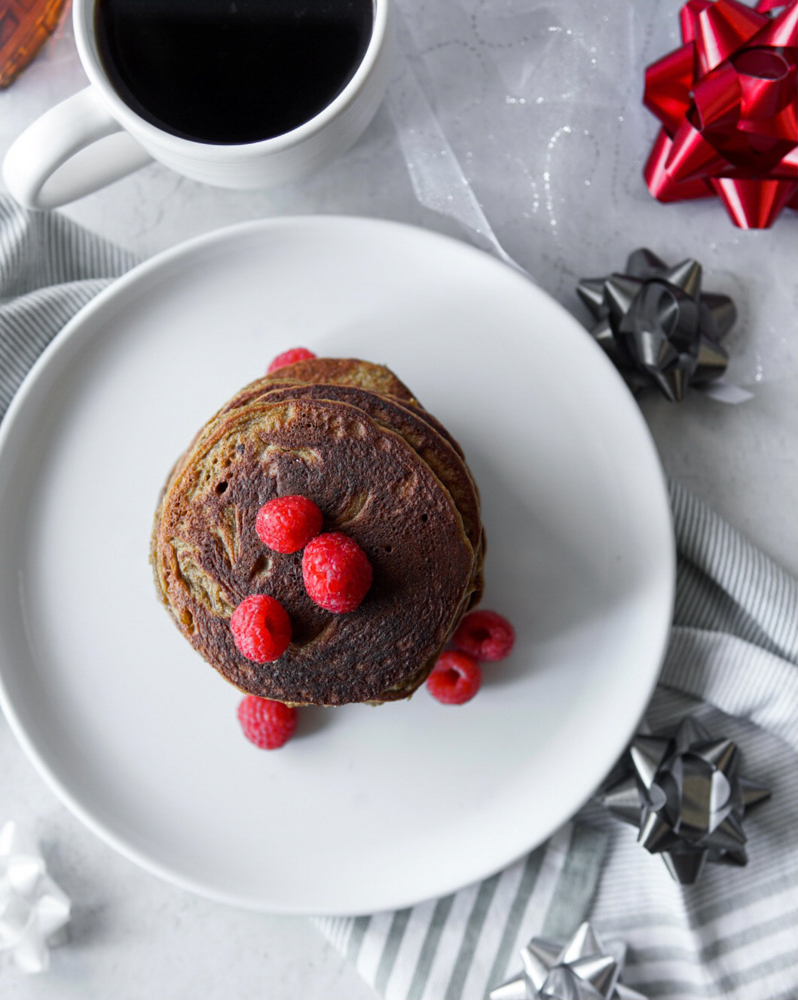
[0,217,673,915]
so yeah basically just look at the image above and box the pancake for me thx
[152,398,475,706]
[223,381,483,602]
[158,359,413,493]
[227,372,465,459]
[162,375,480,557]
[264,357,418,403]
[221,382,481,554]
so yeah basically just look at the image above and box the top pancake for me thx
[162,365,479,554]
[152,398,475,705]
[267,358,418,403]
[229,374,465,459]
[219,382,481,554]
[261,358,465,458]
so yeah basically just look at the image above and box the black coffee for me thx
[95,0,374,144]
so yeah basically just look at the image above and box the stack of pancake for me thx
[151,358,484,706]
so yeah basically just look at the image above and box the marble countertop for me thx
[0,1,795,997]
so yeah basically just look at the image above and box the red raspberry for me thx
[267,347,317,374]
[426,651,481,705]
[256,495,323,553]
[237,695,297,749]
[302,532,373,613]
[230,594,292,662]
[452,610,515,662]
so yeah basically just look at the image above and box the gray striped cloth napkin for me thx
[2,195,796,999]
[0,196,136,418]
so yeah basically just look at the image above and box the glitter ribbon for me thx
[643,0,797,228]
[0,821,71,973]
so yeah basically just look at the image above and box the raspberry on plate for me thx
[237,695,297,749]
[230,594,292,662]
[255,495,323,554]
[267,347,316,374]
[452,609,515,662]
[426,650,481,704]
[302,532,373,613]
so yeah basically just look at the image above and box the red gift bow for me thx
[643,0,797,228]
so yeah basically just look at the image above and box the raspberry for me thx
[256,495,323,553]
[452,610,515,662]
[426,651,481,705]
[237,695,297,749]
[267,347,317,374]
[230,594,292,662]
[302,532,373,613]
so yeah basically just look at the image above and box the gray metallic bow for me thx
[489,921,646,1000]
[577,248,736,401]
[598,718,770,884]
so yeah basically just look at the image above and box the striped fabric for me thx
[315,824,608,1000]
[581,482,798,1000]
[1,195,796,1000]
[0,197,136,420]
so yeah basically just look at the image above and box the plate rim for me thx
[0,215,675,914]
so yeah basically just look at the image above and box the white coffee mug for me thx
[3,0,392,210]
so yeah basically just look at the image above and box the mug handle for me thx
[2,86,153,210]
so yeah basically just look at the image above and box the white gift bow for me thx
[0,821,71,973]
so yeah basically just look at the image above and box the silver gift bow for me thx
[598,718,771,885]
[0,821,71,973]
[489,921,647,1000]
[577,248,736,402]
